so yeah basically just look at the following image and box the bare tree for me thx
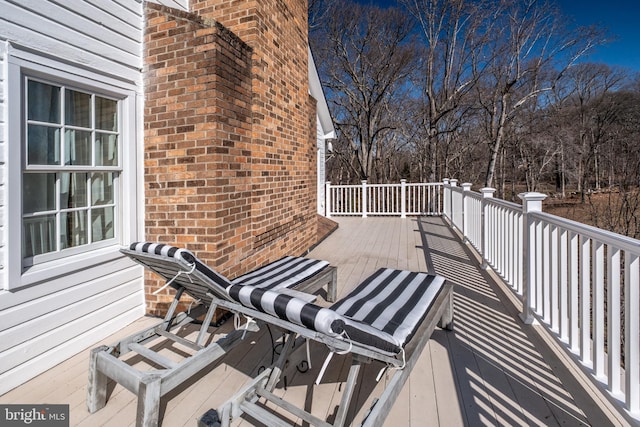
[308,0,338,33]
[311,2,417,182]
[402,0,488,182]
[473,0,603,190]
[556,64,625,198]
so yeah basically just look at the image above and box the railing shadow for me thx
[416,216,590,426]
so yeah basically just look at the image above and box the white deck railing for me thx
[325,180,442,217]
[325,178,640,422]
[442,179,640,422]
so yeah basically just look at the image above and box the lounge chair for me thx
[200,267,454,427]
[86,242,337,427]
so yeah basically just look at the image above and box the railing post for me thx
[480,187,495,269]
[361,180,367,218]
[325,181,332,218]
[400,179,407,218]
[518,192,547,324]
[450,179,458,230]
[442,179,450,221]
[461,183,472,242]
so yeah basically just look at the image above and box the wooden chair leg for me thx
[327,267,338,302]
[438,287,455,331]
[333,359,362,427]
[87,346,109,413]
[137,374,162,427]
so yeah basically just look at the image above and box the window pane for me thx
[64,129,91,165]
[23,215,56,257]
[23,173,56,213]
[60,173,88,209]
[27,124,60,165]
[91,173,114,205]
[28,80,60,123]
[92,207,114,242]
[60,211,88,249]
[96,97,118,131]
[65,90,92,127]
[95,133,118,166]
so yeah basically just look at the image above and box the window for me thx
[22,79,121,264]
[6,48,138,289]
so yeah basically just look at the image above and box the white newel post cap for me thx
[450,179,458,187]
[518,192,547,212]
[480,187,496,198]
[462,183,472,191]
[443,178,450,185]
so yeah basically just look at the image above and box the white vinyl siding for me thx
[317,117,326,214]
[0,0,146,395]
[0,42,7,276]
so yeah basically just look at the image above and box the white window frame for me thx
[5,47,140,290]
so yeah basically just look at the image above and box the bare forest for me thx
[309,0,640,238]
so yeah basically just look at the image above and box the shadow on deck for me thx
[0,216,621,426]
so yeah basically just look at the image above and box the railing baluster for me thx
[607,246,621,395]
[542,222,550,321]
[580,235,592,367]
[535,218,544,314]
[592,240,605,379]
[625,252,639,415]
[559,228,569,341]
[569,231,579,352]
[550,224,559,332]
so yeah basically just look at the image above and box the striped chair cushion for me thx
[126,242,233,301]
[226,268,445,356]
[226,284,341,335]
[124,243,331,302]
[231,256,330,290]
[330,269,445,354]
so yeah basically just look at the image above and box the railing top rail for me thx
[466,191,482,201]
[405,182,442,186]
[365,183,403,188]
[530,210,640,254]
[328,182,442,186]
[485,197,521,212]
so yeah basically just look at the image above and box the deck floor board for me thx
[0,216,611,426]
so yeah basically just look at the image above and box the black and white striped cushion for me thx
[231,256,329,290]
[226,283,341,335]
[123,242,331,302]
[226,268,445,356]
[330,269,445,354]
[126,242,233,301]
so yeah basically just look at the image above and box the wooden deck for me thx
[0,217,623,426]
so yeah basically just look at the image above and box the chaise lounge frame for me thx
[201,276,454,427]
[86,243,337,427]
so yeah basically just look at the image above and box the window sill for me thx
[19,245,127,289]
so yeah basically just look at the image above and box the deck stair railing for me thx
[325,178,640,422]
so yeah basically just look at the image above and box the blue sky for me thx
[353,0,640,71]
[556,0,640,71]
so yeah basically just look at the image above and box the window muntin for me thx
[23,77,121,263]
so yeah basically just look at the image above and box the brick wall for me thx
[193,0,318,264]
[143,1,318,314]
